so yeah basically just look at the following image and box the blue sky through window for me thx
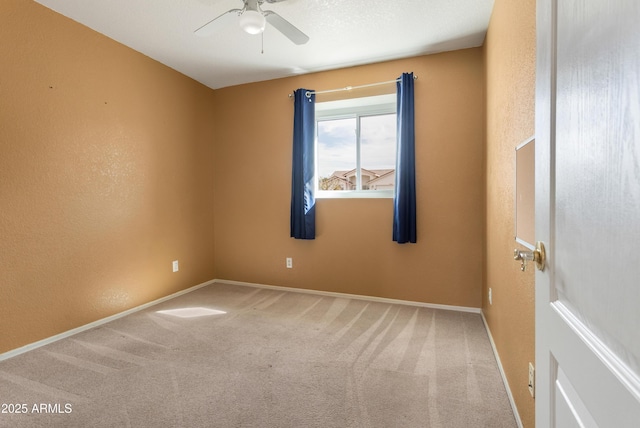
[361,114,396,172]
[317,113,396,178]
[317,118,356,178]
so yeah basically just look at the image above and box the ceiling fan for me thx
[194,0,309,45]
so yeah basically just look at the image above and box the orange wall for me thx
[213,50,485,307]
[0,1,217,353]
[484,0,536,426]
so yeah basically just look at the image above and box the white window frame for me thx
[315,94,397,199]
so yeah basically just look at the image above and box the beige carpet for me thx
[0,282,517,427]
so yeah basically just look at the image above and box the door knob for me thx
[514,241,546,272]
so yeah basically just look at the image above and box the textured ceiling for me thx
[34,0,495,89]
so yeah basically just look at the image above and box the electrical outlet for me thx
[286,257,293,269]
[489,288,493,305]
[528,362,535,397]
[172,260,179,272]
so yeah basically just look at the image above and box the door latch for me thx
[514,241,546,272]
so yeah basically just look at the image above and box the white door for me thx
[535,0,640,426]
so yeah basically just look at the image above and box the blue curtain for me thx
[393,73,417,243]
[290,89,316,239]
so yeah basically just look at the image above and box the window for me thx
[315,94,397,198]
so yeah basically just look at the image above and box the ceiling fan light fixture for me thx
[239,10,266,35]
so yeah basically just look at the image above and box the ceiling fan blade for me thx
[264,11,309,45]
[194,9,242,37]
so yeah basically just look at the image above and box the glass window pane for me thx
[360,114,396,191]
[317,118,357,191]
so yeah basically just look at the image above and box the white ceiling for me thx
[34,0,495,90]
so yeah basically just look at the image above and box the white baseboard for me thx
[0,279,215,362]
[481,312,524,428]
[213,278,482,314]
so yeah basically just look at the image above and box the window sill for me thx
[316,190,394,199]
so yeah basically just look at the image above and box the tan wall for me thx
[213,50,485,307]
[1,15,525,427]
[0,1,217,354]
[484,0,536,426]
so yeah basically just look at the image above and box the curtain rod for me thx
[288,75,418,98]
